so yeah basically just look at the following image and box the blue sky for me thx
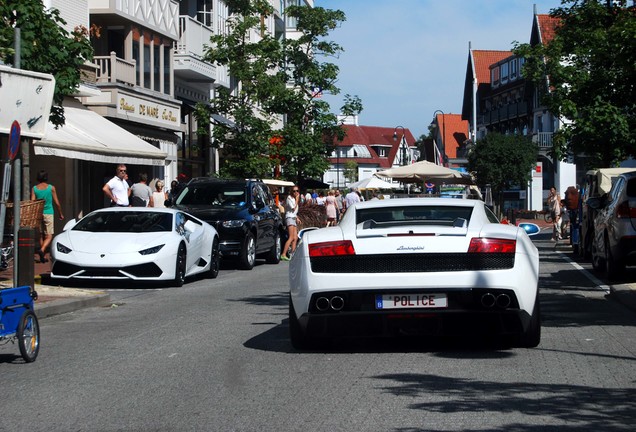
[313,0,561,138]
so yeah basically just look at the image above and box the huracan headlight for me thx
[139,244,165,255]
[56,242,72,254]
[222,219,245,228]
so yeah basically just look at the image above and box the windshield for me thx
[176,183,246,207]
[356,205,474,228]
[73,211,173,233]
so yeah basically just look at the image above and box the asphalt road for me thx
[1,236,635,431]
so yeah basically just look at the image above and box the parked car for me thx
[288,198,540,349]
[170,178,283,270]
[587,171,636,279]
[578,168,634,258]
[51,208,220,286]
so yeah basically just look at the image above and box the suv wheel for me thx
[239,232,256,270]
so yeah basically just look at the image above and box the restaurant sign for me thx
[117,94,180,130]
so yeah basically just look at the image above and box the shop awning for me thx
[34,101,167,166]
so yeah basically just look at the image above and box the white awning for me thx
[34,100,168,166]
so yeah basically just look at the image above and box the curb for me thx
[35,292,111,319]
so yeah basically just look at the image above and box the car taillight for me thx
[308,240,356,257]
[468,238,516,253]
[615,201,636,218]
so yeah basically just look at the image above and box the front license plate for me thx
[376,294,448,309]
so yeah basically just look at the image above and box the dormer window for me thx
[501,62,509,84]
[510,59,518,80]
[491,67,500,87]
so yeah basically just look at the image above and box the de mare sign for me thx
[117,95,180,131]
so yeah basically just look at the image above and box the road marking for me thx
[556,251,610,294]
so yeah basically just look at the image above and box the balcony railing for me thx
[94,53,136,86]
[532,132,553,149]
[176,16,213,61]
[174,16,216,82]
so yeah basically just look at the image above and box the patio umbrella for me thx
[375,161,474,184]
[348,176,399,190]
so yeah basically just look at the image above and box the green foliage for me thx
[343,160,358,183]
[195,1,361,181]
[514,0,635,167]
[467,133,538,210]
[0,0,93,127]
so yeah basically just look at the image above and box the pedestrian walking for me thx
[130,173,154,207]
[31,170,64,263]
[325,189,337,226]
[548,186,562,240]
[281,186,300,261]
[102,164,130,207]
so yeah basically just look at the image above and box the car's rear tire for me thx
[289,296,313,350]
[604,235,623,280]
[519,294,541,348]
[265,231,281,264]
[173,243,187,287]
[591,238,603,272]
[208,237,220,279]
[239,232,256,270]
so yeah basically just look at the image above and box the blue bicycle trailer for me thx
[0,286,40,362]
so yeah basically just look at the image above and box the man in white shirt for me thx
[343,187,361,211]
[102,164,130,206]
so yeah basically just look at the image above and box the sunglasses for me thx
[119,169,127,173]
[292,190,299,192]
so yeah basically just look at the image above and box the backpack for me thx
[130,195,146,207]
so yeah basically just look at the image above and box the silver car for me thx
[588,171,636,279]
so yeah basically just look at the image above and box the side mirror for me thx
[63,219,78,231]
[518,222,540,236]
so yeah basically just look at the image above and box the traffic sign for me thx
[9,120,21,160]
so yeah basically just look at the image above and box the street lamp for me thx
[393,125,407,166]
[432,110,446,166]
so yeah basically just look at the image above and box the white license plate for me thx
[376,294,448,309]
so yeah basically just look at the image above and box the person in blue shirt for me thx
[31,170,64,263]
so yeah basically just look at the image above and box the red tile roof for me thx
[436,114,469,159]
[471,50,511,85]
[537,14,560,45]
[329,124,417,169]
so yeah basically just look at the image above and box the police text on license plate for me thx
[376,294,447,309]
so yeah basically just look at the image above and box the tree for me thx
[343,160,358,184]
[0,0,93,127]
[514,0,636,167]
[195,1,361,180]
[467,133,538,215]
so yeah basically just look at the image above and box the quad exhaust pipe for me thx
[480,293,511,309]
[315,296,345,312]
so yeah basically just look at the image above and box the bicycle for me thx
[0,233,14,271]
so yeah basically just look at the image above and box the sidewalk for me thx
[0,254,111,319]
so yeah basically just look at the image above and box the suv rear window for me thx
[176,183,246,207]
[626,178,636,197]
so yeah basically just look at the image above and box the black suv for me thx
[170,178,283,270]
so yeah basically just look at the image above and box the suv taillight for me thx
[468,238,516,253]
[616,201,636,218]
[309,240,356,257]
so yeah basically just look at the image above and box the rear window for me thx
[626,178,636,198]
[176,183,246,207]
[356,206,473,228]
